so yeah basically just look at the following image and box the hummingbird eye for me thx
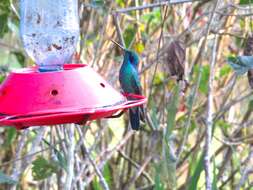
[129,55,134,63]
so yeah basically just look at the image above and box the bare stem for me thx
[204,34,218,190]
[65,124,76,190]
[83,141,110,190]
[114,0,201,14]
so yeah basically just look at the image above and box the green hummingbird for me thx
[111,40,144,130]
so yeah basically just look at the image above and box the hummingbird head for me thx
[124,50,139,67]
[111,39,140,67]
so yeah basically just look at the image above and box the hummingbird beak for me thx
[111,39,126,51]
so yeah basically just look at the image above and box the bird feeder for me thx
[0,0,146,129]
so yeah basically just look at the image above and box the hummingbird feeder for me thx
[0,0,146,129]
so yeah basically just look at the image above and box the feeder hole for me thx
[51,89,58,96]
[100,83,105,88]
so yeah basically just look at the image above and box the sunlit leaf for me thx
[194,65,210,94]
[103,163,112,187]
[92,177,102,190]
[116,0,125,7]
[153,72,165,86]
[134,42,145,54]
[219,64,232,77]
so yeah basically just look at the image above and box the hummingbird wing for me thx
[130,67,142,95]
[130,69,145,122]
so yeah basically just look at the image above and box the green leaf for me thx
[239,0,253,4]
[219,64,232,77]
[32,156,58,181]
[103,163,112,187]
[188,154,204,190]
[153,72,165,86]
[123,26,137,48]
[40,137,67,171]
[0,0,10,12]
[193,65,209,94]
[0,0,10,37]
[92,177,102,190]
[154,164,165,190]
[200,65,210,94]
[116,0,125,7]
[212,161,218,190]
[141,9,161,29]
[0,13,9,37]
[92,164,112,190]
[4,127,17,147]
[0,171,17,185]
[0,75,5,83]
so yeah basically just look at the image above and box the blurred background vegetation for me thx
[1,0,253,189]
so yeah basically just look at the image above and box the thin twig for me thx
[83,131,134,186]
[114,0,201,14]
[204,33,218,190]
[10,130,28,190]
[118,150,154,184]
[235,147,253,190]
[83,141,110,190]
[112,13,126,47]
[65,124,76,190]
[123,156,153,190]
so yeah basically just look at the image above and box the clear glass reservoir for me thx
[20,0,79,72]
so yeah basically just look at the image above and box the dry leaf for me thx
[165,40,185,81]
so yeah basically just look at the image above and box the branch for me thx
[83,131,134,186]
[123,156,153,190]
[112,13,126,47]
[235,147,253,190]
[114,0,202,14]
[65,124,76,190]
[10,130,28,190]
[118,150,154,184]
[83,142,110,190]
[204,33,218,190]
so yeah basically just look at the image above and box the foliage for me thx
[31,156,59,181]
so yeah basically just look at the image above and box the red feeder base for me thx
[0,64,146,129]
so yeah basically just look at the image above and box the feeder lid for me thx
[0,64,146,129]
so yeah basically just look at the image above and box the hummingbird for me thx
[111,40,144,130]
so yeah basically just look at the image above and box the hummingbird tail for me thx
[129,107,140,130]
